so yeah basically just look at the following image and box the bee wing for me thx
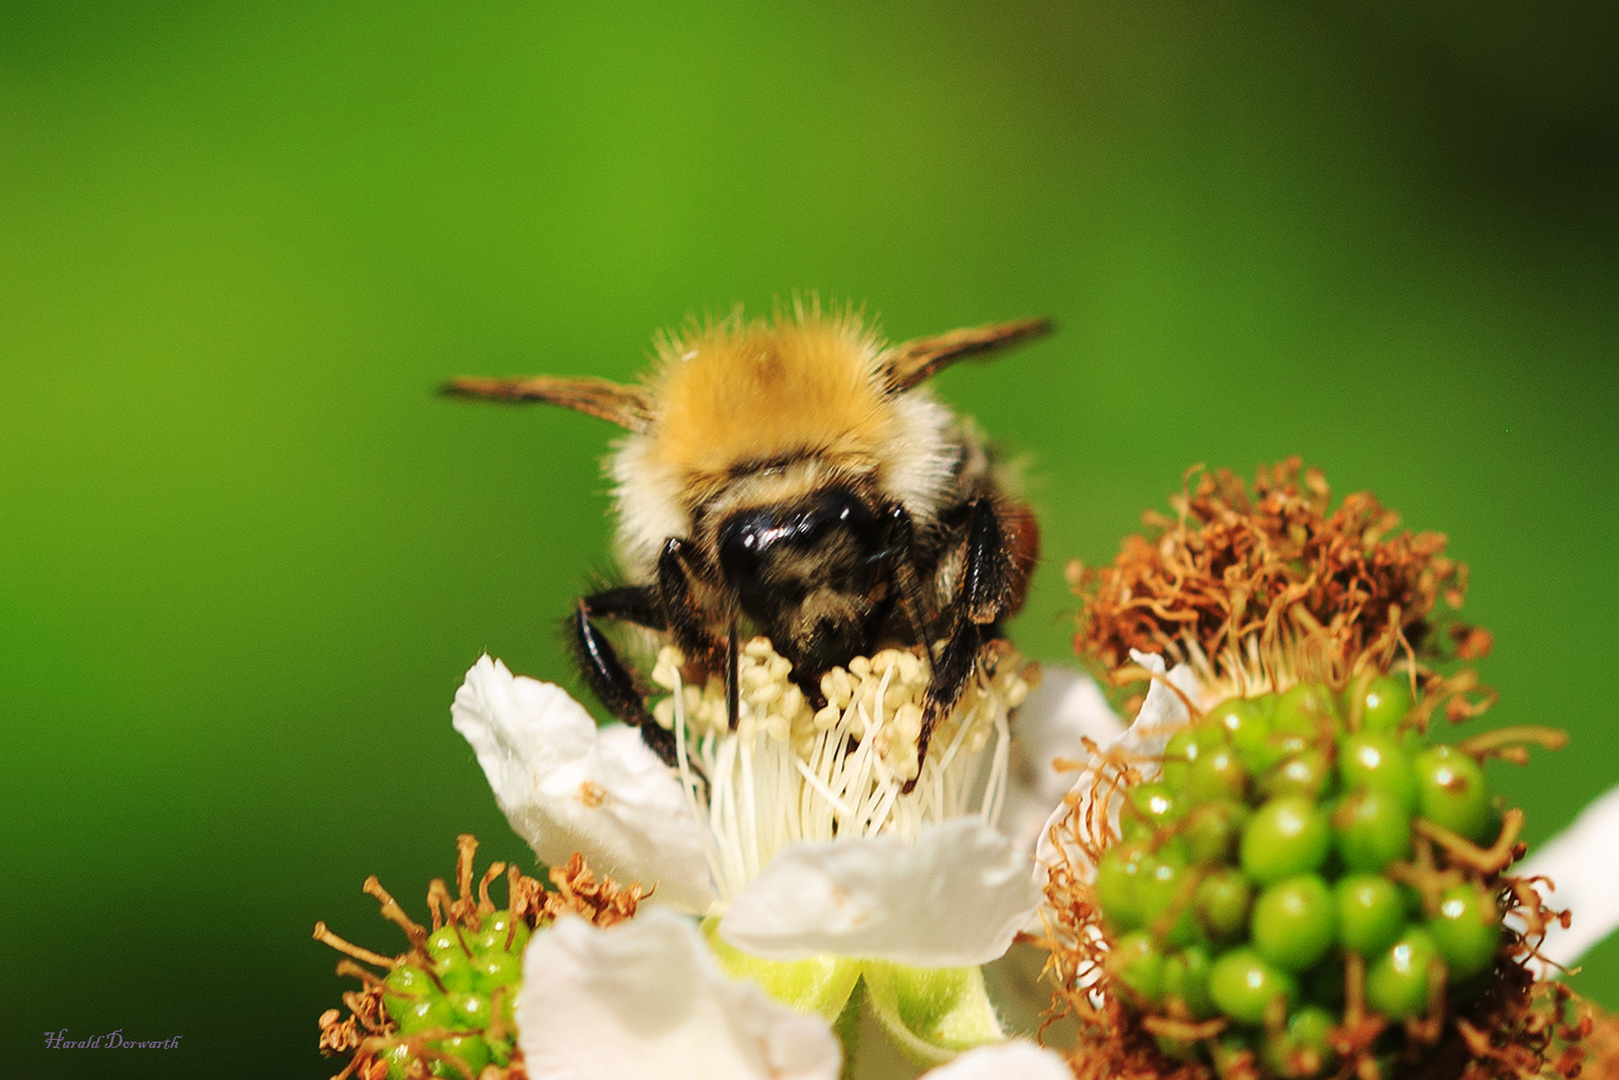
[441,374,654,431]
[883,317,1054,393]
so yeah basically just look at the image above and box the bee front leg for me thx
[880,501,938,672]
[658,538,741,729]
[657,538,724,661]
[582,584,667,631]
[959,496,1019,624]
[904,617,982,794]
[572,592,680,768]
[905,497,1022,791]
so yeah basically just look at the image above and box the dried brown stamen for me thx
[314,837,645,1080]
[312,922,397,970]
[548,851,651,927]
[1456,726,1569,764]
[1072,459,1482,697]
[1412,808,1526,877]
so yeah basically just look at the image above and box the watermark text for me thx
[44,1029,182,1050]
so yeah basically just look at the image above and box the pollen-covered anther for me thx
[317,1007,365,1055]
[651,636,1034,902]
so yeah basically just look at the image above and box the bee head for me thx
[712,484,893,673]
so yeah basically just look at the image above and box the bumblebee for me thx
[448,307,1048,785]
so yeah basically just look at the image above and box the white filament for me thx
[658,640,1026,904]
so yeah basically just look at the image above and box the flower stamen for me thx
[654,636,1033,903]
[315,836,645,1080]
[312,923,398,969]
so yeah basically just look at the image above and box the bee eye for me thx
[719,520,765,585]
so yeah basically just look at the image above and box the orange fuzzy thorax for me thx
[646,314,894,481]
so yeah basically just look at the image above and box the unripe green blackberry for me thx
[316,837,646,1080]
[1089,680,1533,1079]
[1055,461,1574,1080]
[376,910,527,1076]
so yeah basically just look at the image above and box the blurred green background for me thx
[1,1,1614,1076]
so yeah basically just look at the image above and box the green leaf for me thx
[861,961,1005,1065]
[700,917,862,1022]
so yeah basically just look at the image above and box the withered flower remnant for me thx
[1042,462,1580,1080]
[1071,457,1490,706]
[313,834,645,1080]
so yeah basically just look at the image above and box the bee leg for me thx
[657,538,726,665]
[903,617,982,794]
[657,537,742,730]
[881,501,938,676]
[902,498,1018,792]
[960,496,1016,624]
[571,596,680,769]
[581,584,667,631]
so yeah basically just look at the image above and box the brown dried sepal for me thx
[313,835,646,1080]
[1072,459,1481,694]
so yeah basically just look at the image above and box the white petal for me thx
[1512,782,1619,974]
[718,817,1041,967]
[1034,651,1197,882]
[1116,649,1199,761]
[451,655,718,913]
[921,1041,1072,1080]
[1002,667,1122,853]
[518,909,842,1080]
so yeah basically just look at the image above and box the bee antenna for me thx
[883,317,1054,393]
[438,374,654,431]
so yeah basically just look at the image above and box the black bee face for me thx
[716,487,893,675]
